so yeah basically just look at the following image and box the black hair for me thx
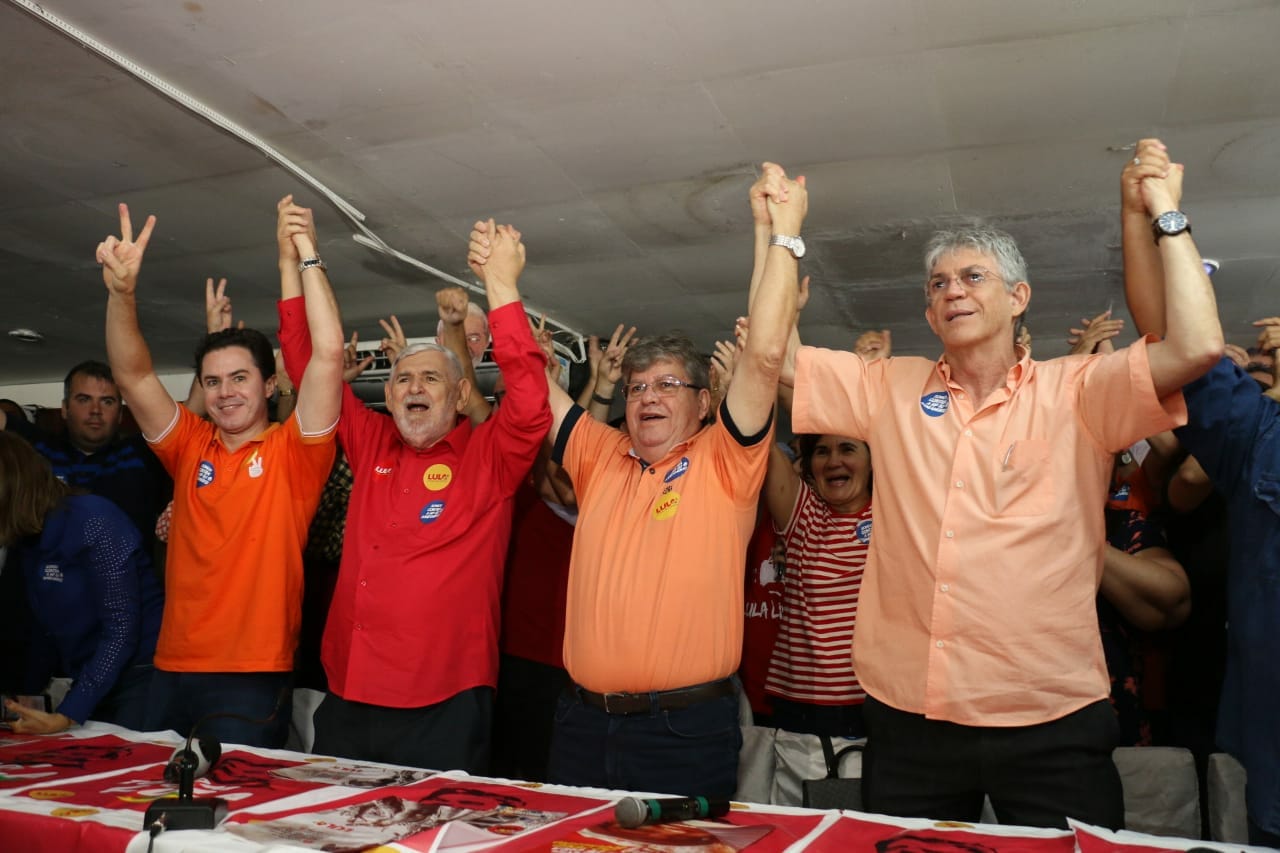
[194,328,275,382]
[797,434,873,497]
[62,360,115,401]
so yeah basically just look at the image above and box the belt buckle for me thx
[602,692,628,714]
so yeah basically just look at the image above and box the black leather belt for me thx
[575,678,736,715]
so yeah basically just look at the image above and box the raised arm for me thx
[764,440,802,531]
[98,204,178,440]
[728,164,805,434]
[1121,140,1224,395]
[183,277,240,417]
[1254,317,1280,403]
[1067,309,1124,356]
[467,219,566,432]
[1121,140,1169,337]
[745,163,805,390]
[277,196,344,433]
[578,324,635,420]
[437,286,492,425]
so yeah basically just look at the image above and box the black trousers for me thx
[312,686,492,774]
[491,653,571,783]
[862,695,1124,830]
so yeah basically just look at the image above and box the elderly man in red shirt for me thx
[779,143,1222,828]
[278,205,550,773]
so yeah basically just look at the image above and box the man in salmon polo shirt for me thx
[280,209,550,774]
[781,148,1222,828]
[498,163,803,798]
[97,201,342,747]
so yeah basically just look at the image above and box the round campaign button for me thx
[420,501,446,524]
[920,391,949,418]
[423,463,453,491]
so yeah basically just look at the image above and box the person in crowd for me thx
[756,303,883,737]
[1068,308,1192,745]
[1098,445,1190,747]
[1122,138,1280,848]
[436,286,497,425]
[98,199,341,747]
[762,428,873,738]
[437,299,490,366]
[476,162,799,798]
[0,431,162,734]
[492,340,578,783]
[777,138,1220,828]
[278,201,550,774]
[0,361,171,563]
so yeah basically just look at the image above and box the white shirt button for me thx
[936,640,945,648]
[945,530,955,538]
[955,480,964,488]
[964,429,973,436]
[940,583,950,592]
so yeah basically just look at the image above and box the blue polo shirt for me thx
[1175,358,1280,835]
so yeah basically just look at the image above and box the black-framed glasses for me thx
[621,376,704,400]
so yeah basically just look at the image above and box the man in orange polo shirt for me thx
[519,163,802,798]
[97,201,342,746]
[780,147,1222,828]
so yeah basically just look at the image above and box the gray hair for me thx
[466,302,489,333]
[622,333,710,390]
[923,226,1028,300]
[391,342,463,384]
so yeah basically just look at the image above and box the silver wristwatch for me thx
[298,256,327,273]
[769,234,806,259]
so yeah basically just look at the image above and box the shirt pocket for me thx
[994,439,1053,517]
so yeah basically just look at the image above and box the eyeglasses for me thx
[621,376,704,400]
[927,268,1004,299]
[464,333,486,344]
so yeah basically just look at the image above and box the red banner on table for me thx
[225,776,609,852]
[16,748,329,814]
[0,734,173,790]
[818,813,1076,852]
[501,804,829,852]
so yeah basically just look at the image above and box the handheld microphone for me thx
[614,796,731,828]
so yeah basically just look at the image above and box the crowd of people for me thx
[0,138,1277,847]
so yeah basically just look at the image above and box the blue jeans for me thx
[547,687,741,798]
[144,670,292,748]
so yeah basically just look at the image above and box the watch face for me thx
[1157,211,1188,234]
[791,236,806,258]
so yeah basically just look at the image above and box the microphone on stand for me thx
[614,795,731,828]
[162,735,222,794]
[143,688,287,833]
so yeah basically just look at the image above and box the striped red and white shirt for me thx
[765,482,871,705]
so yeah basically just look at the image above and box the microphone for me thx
[614,796,731,828]
[144,687,287,833]
[162,736,222,792]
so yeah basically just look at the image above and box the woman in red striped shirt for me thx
[762,433,873,737]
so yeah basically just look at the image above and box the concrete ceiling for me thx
[2,0,1279,386]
